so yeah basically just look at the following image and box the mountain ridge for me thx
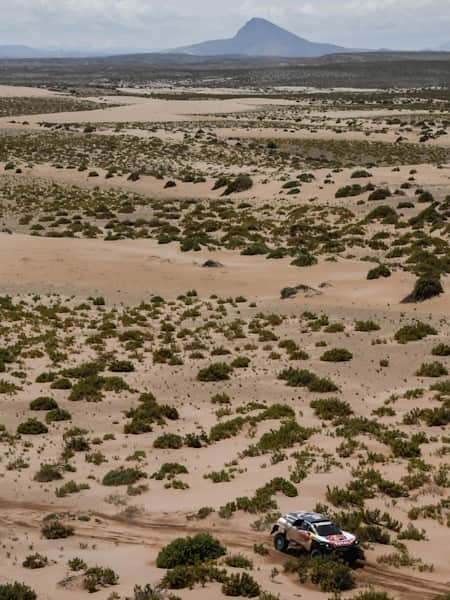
[174,17,355,58]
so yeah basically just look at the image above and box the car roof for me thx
[286,511,329,524]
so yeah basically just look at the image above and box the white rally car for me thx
[271,511,359,557]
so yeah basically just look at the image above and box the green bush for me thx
[291,252,317,267]
[102,467,146,486]
[224,554,253,570]
[83,566,119,593]
[30,397,58,411]
[320,348,353,362]
[153,433,183,449]
[308,557,355,592]
[17,419,48,435]
[256,421,314,452]
[41,520,74,539]
[209,417,246,442]
[46,408,71,423]
[34,463,63,482]
[222,174,253,196]
[355,320,380,332]
[432,344,450,356]
[395,322,437,344]
[152,463,188,481]
[402,275,444,303]
[416,362,448,378]
[198,363,233,382]
[350,593,394,600]
[335,184,364,198]
[278,367,339,393]
[368,188,391,201]
[22,553,48,569]
[156,533,226,568]
[231,356,250,368]
[367,265,391,280]
[0,582,37,600]
[222,572,261,597]
[311,397,353,420]
[109,360,134,372]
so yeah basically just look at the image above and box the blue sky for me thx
[1,0,449,51]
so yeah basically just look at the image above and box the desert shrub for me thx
[131,584,181,599]
[209,417,247,442]
[416,362,448,378]
[17,419,48,435]
[0,582,37,600]
[102,467,146,486]
[69,375,104,402]
[432,344,450,356]
[153,433,183,449]
[367,265,391,280]
[156,533,226,568]
[368,188,391,201]
[34,463,63,482]
[55,480,90,497]
[350,593,394,600]
[46,408,71,423]
[241,243,269,256]
[197,363,232,382]
[50,377,72,390]
[22,553,48,569]
[68,557,87,571]
[124,393,178,434]
[291,252,317,267]
[355,320,380,332]
[335,184,364,198]
[278,367,339,393]
[320,348,353,362]
[224,554,253,570]
[161,563,225,590]
[30,397,58,411]
[83,566,119,593]
[311,398,353,420]
[351,170,372,178]
[402,275,444,303]
[152,463,188,481]
[36,371,56,383]
[255,421,314,452]
[418,191,434,203]
[222,572,261,597]
[395,322,437,343]
[231,356,250,368]
[222,174,253,196]
[309,556,354,592]
[41,521,74,539]
[109,360,134,372]
[211,392,231,404]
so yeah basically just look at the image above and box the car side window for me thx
[293,520,304,529]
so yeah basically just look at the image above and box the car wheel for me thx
[311,548,323,558]
[273,533,288,552]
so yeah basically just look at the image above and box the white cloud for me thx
[0,0,449,50]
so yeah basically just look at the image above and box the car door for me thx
[289,519,312,551]
[295,520,314,551]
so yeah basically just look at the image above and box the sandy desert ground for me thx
[0,83,449,600]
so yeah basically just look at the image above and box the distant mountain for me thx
[174,18,355,58]
[0,45,55,59]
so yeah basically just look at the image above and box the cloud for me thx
[0,0,449,50]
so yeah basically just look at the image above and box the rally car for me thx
[271,511,359,557]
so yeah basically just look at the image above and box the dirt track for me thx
[0,498,448,600]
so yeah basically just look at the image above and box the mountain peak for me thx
[174,17,352,58]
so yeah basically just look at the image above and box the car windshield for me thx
[316,523,342,536]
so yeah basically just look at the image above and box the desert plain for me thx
[0,80,449,600]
